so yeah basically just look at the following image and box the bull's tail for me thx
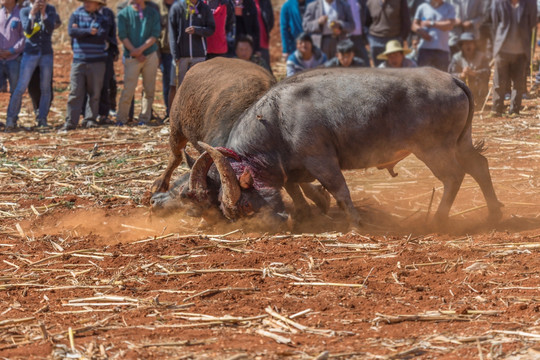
[453,77,475,147]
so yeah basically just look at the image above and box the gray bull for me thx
[189,67,503,226]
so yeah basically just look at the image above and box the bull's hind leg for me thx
[285,182,311,220]
[300,183,331,214]
[416,149,465,223]
[456,145,503,222]
[151,137,188,194]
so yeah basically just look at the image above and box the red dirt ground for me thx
[0,27,539,360]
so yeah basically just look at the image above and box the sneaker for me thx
[97,116,113,125]
[4,119,17,132]
[507,111,520,118]
[37,119,50,129]
[58,122,77,133]
[137,121,147,126]
[85,120,98,128]
[108,110,117,117]
[487,111,502,118]
[115,121,124,127]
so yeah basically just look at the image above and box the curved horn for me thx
[188,151,213,191]
[183,149,196,169]
[197,142,241,213]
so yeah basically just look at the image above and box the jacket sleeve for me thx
[399,0,410,40]
[169,5,181,59]
[13,19,25,55]
[193,6,216,37]
[336,0,355,33]
[490,1,498,34]
[68,12,91,38]
[151,10,161,39]
[117,10,128,40]
[247,0,261,51]
[225,0,235,33]
[303,1,322,33]
[264,0,274,32]
[42,5,57,33]
[94,14,110,41]
[280,3,294,54]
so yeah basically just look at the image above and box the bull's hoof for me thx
[151,177,169,194]
[311,185,331,214]
[487,206,503,224]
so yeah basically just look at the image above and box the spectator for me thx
[234,0,260,54]
[286,32,327,76]
[158,0,176,118]
[407,33,419,61]
[253,0,273,66]
[59,0,110,132]
[365,0,411,67]
[0,0,25,127]
[204,0,234,59]
[447,0,483,55]
[412,0,455,71]
[5,0,58,132]
[302,0,355,59]
[116,0,161,126]
[490,0,537,117]
[377,39,417,67]
[235,34,272,72]
[346,0,370,65]
[280,0,312,60]
[23,0,61,120]
[168,0,215,108]
[448,32,489,109]
[477,0,493,58]
[324,38,366,67]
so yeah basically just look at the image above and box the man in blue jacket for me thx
[5,0,57,131]
[59,0,110,131]
[280,0,312,59]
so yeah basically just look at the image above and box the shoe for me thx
[137,121,147,126]
[487,111,502,118]
[97,116,113,125]
[507,111,520,118]
[4,119,17,132]
[36,119,50,130]
[115,121,124,127]
[85,120,98,128]
[108,110,117,117]
[58,122,77,132]
[504,93,510,101]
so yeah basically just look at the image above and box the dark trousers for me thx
[259,48,270,68]
[28,67,53,114]
[492,52,528,114]
[417,48,450,72]
[320,35,339,59]
[99,53,117,116]
[349,35,371,66]
[160,52,173,117]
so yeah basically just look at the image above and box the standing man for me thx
[365,0,411,66]
[5,0,57,131]
[490,0,537,117]
[280,0,311,60]
[346,0,370,65]
[168,0,215,106]
[0,0,25,128]
[447,0,483,55]
[59,0,109,131]
[204,0,234,59]
[412,0,456,71]
[253,0,273,66]
[158,0,176,119]
[116,0,161,126]
[302,0,355,59]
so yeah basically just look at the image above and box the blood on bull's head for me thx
[150,143,287,224]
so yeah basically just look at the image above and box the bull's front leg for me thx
[303,157,362,228]
[284,182,312,221]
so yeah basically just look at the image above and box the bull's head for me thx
[150,143,287,224]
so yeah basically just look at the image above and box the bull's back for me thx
[170,58,276,147]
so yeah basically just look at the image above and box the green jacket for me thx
[117,5,161,57]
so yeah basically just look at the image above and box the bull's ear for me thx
[239,168,253,189]
[183,149,195,169]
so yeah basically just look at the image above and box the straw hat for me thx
[376,40,412,60]
[78,0,107,4]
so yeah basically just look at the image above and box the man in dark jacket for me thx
[302,0,355,59]
[365,0,410,66]
[253,0,273,66]
[323,38,367,67]
[233,0,260,53]
[168,0,215,106]
[158,0,176,118]
[490,0,537,117]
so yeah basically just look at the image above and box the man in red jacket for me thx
[204,0,234,58]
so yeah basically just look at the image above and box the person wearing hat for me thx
[4,0,58,132]
[448,32,489,110]
[377,39,417,68]
[59,0,110,131]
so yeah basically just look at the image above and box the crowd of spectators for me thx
[0,0,539,132]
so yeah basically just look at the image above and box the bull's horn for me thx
[188,151,213,191]
[183,149,196,169]
[197,142,241,212]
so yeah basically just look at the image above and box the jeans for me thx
[492,52,528,114]
[160,52,173,117]
[368,34,402,67]
[117,51,159,124]
[417,48,450,72]
[66,62,106,126]
[7,53,53,125]
[28,66,54,114]
[0,56,21,94]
